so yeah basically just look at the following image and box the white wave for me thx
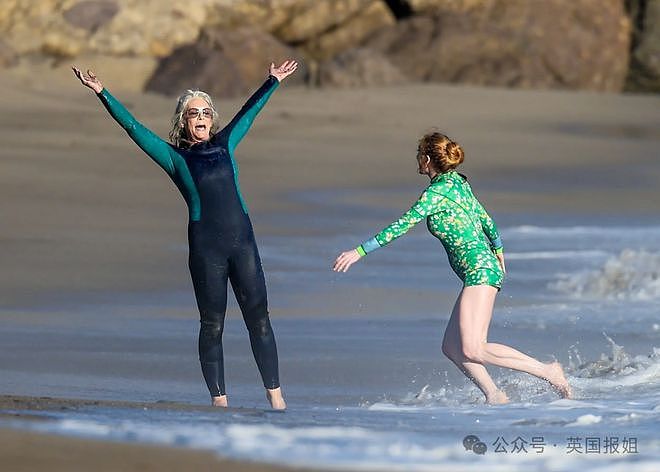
[566,414,602,426]
[504,225,660,237]
[550,249,660,300]
[28,419,479,471]
[369,339,660,413]
[505,250,607,260]
[366,383,485,411]
[568,337,660,400]
[31,417,657,472]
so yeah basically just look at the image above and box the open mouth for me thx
[194,124,207,131]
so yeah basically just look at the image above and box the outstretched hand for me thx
[72,66,103,94]
[333,249,362,273]
[269,60,298,82]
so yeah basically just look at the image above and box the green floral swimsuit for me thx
[357,171,504,289]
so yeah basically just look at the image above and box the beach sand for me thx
[0,429,323,472]
[0,395,338,471]
[1,65,659,470]
[1,66,658,309]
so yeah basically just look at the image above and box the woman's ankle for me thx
[211,395,228,407]
[266,387,286,410]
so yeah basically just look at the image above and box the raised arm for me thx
[73,67,175,175]
[333,187,444,272]
[222,60,298,154]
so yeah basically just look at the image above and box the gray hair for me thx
[169,89,219,148]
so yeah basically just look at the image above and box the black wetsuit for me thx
[97,76,280,397]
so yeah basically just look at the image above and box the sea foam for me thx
[550,249,660,300]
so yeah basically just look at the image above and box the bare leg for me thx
[211,395,228,407]
[442,291,509,404]
[266,387,286,410]
[458,285,572,398]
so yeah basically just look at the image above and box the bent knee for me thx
[441,339,457,359]
[461,344,485,363]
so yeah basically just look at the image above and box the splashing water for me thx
[550,249,660,300]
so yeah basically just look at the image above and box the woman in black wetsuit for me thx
[73,61,297,409]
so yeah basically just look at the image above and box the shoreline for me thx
[0,394,334,472]
[0,393,277,414]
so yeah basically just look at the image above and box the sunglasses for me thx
[185,107,213,119]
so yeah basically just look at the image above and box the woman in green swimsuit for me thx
[334,132,571,404]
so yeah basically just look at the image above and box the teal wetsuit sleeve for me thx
[475,201,503,252]
[358,187,444,255]
[224,76,280,154]
[97,89,176,175]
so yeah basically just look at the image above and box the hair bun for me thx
[445,141,465,167]
[418,132,465,174]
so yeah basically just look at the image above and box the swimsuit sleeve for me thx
[97,89,176,176]
[356,187,443,257]
[475,201,503,253]
[221,75,280,154]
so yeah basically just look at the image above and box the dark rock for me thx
[145,42,244,98]
[382,0,414,19]
[146,27,306,98]
[363,0,631,92]
[626,0,660,92]
[63,1,119,33]
[318,47,408,87]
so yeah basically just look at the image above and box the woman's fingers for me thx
[72,66,83,81]
[73,66,103,92]
[72,66,91,84]
[270,59,298,80]
[333,250,360,273]
[333,253,348,272]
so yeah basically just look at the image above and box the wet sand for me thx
[0,429,324,472]
[0,394,336,472]
[0,393,282,414]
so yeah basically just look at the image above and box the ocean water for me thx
[1,216,659,471]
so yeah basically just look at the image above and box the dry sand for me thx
[1,65,659,470]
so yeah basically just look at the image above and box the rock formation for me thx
[0,0,655,95]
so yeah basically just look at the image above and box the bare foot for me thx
[486,389,510,405]
[266,387,286,410]
[211,395,228,407]
[545,362,572,399]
